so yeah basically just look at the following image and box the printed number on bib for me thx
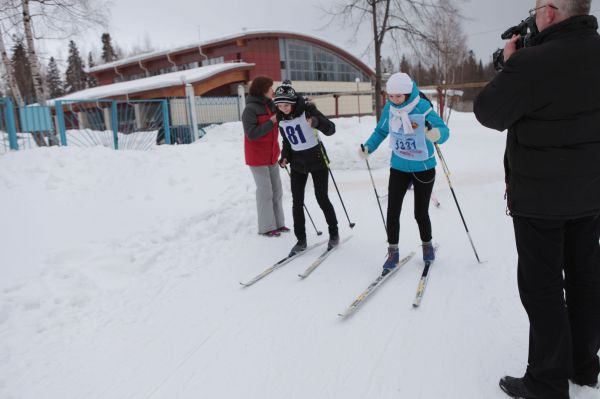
[279,112,320,151]
[285,125,307,145]
[395,137,418,151]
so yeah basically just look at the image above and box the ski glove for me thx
[279,158,288,168]
[426,128,441,143]
[358,144,370,160]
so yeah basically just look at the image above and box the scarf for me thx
[389,95,420,134]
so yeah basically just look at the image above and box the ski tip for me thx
[239,282,249,287]
[298,274,306,279]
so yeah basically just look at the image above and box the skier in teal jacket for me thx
[360,72,450,274]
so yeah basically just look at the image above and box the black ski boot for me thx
[328,232,340,250]
[499,376,539,399]
[289,239,307,257]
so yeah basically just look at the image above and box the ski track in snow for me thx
[0,114,598,399]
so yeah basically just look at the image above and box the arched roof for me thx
[88,30,374,79]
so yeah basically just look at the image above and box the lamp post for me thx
[355,77,361,123]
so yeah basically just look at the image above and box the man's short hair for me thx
[556,0,592,16]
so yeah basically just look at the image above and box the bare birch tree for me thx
[328,0,463,119]
[0,0,109,104]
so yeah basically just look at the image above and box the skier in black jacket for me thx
[474,2,600,398]
[274,81,339,255]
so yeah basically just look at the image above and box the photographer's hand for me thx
[503,34,521,62]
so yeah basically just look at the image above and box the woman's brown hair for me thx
[249,76,274,97]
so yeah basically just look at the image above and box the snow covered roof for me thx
[88,30,373,75]
[52,62,254,103]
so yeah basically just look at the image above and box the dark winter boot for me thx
[328,232,340,250]
[422,241,435,263]
[499,376,539,399]
[289,239,307,257]
[382,246,399,276]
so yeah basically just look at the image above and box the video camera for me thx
[492,14,539,71]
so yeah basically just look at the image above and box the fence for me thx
[0,97,172,152]
[1,94,244,152]
[0,98,18,154]
[54,99,170,150]
[169,96,241,143]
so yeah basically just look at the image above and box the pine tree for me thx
[46,57,64,98]
[11,40,36,103]
[415,61,427,85]
[428,65,439,86]
[382,57,396,74]
[101,33,118,63]
[462,50,478,83]
[399,55,411,76]
[64,41,87,93]
[87,52,97,87]
[477,60,485,81]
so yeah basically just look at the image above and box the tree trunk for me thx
[371,2,382,120]
[0,25,23,105]
[21,0,47,105]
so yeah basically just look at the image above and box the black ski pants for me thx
[513,214,600,399]
[290,168,338,241]
[387,168,435,245]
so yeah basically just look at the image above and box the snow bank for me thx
[0,112,597,399]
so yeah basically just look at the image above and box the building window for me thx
[178,61,200,71]
[201,56,224,66]
[284,39,369,82]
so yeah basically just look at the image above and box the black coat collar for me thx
[533,15,598,45]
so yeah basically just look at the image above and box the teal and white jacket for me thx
[364,82,450,172]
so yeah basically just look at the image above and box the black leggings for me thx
[290,168,338,240]
[387,168,435,245]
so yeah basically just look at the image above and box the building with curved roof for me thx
[83,31,374,116]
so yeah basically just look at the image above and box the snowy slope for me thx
[0,113,597,399]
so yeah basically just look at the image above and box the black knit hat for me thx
[273,80,297,104]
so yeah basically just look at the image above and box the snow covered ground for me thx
[0,113,597,399]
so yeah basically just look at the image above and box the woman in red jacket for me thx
[242,76,288,237]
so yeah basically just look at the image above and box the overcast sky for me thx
[38,0,600,69]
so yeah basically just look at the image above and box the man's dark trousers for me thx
[513,214,600,398]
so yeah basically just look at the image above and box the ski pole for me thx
[434,143,482,264]
[284,166,323,236]
[328,168,356,228]
[317,140,356,229]
[362,144,386,233]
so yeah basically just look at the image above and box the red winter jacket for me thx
[242,95,280,166]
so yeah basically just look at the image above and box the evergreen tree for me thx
[399,55,411,76]
[101,33,118,63]
[64,41,87,93]
[428,65,439,86]
[10,40,36,103]
[382,57,396,74]
[87,52,97,87]
[477,60,485,81]
[46,56,64,98]
[415,61,427,85]
[463,50,478,83]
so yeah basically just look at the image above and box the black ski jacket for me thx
[278,96,336,173]
[474,16,600,219]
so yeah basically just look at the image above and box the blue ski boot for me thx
[422,241,435,263]
[382,246,399,276]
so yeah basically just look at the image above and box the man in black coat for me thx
[474,1,600,398]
